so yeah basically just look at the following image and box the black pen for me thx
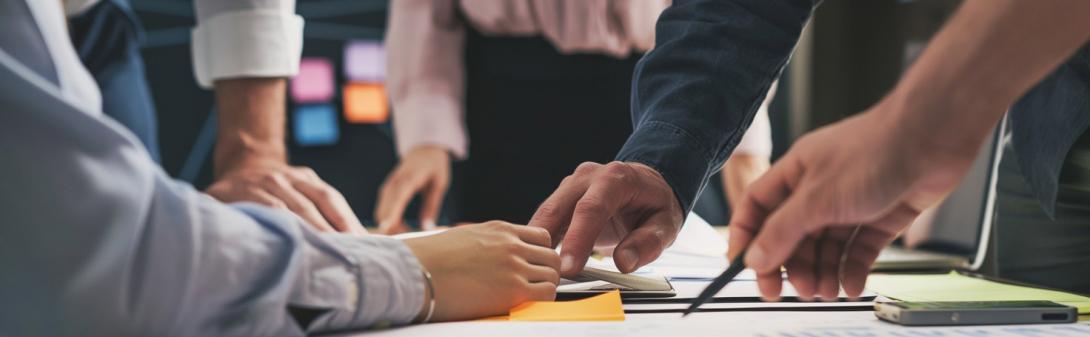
[681,249,747,317]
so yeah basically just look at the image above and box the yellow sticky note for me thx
[477,291,625,322]
[510,290,625,321]
[868,272,1090,314]
[343,83,388,124]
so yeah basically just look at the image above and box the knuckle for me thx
[296,166,318,178]
[603,161,628,175]
[530,226,552,243]
[260,173,288,187]
[313,185,337,200]
[485,220,512,231]
[384,174,406,187]
[573,198,605,215]
[574,162,601,175]
[534,202,562,220]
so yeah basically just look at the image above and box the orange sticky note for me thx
[504,290,625,321]
[343,83,388,123]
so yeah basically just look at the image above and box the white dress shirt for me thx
[0,1,423,336]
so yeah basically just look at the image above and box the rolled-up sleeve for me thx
[0,51,422,336]
[387,0,469,159]
[191,0,304,88]
[617,0,815,214]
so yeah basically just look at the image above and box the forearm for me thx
[617,0,816,214]
[212,77,289,176]
[889,0,1090,159]
[0,75,423,334]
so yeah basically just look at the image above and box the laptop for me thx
[873,116,1007,272]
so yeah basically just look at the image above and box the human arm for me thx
[0,55,558,335]
[191,0,365,234]
[729,0,1090,301]
[376,0,467,234]
[529,0,817,276]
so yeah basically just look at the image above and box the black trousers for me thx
[458,29,640,224]
[995,132,1090,294]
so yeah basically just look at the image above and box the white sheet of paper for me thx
[662,279,878,300]
[334,311,1090,337]
[621,300,873,311]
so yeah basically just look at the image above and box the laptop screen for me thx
[895,117,1006,271]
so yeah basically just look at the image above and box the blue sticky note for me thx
[293,104,339,146]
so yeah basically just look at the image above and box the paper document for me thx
[338,311,1090,337]
[658,279,877,301]
[868,271,1090,314]
[622,300,874,312]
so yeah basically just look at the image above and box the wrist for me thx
[212,138,287,178]
[407,144,453,160]
[412,266,436,324]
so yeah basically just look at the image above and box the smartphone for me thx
[875,301,1077,326]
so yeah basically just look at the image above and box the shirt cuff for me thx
[307,234,426,332]
[191,10,304,89]
[616,120,718,215]
[233,204,424,333]
[393,93,468,159]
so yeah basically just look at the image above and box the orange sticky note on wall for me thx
[477,290,625,322]
[343,83,388,123]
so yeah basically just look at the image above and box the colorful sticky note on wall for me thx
[343,83,388,124]
[291,58,335,103]
[477,290,625,321]
[292,104,339,146]
[343,40,385,82]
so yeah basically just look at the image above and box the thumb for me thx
[612,213,680,273]
[744,189,820,273]
[728,192,769,261]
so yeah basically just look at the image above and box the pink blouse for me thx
[385,0,772,160]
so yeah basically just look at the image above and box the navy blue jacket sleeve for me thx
[616,0,819,214]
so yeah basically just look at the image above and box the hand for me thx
[721,154,771,211]
[403,221,560,322]
[375,146,451,235]
[206,159,367,235]
[528,161,684,277]
[728,105,980,301]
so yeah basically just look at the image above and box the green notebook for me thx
[868,271,1090,314]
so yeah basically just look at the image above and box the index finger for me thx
[527,162,598,245]
[728,155,802,260]
[291,173,367,235]
[559,163,634,276]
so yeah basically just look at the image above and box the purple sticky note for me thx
[291,58,335,103]
[343,40,385,82]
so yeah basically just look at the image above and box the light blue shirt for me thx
[0,1,424,336]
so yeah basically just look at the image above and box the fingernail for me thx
[618,248,639,272]
[745,246,767,269]
[560,255,574,273]
[422,220,437,230]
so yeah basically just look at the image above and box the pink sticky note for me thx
[291,58,335,103]
[343,40,385,82]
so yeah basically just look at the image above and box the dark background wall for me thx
[132,0,961,226]
[135,0,409,227]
